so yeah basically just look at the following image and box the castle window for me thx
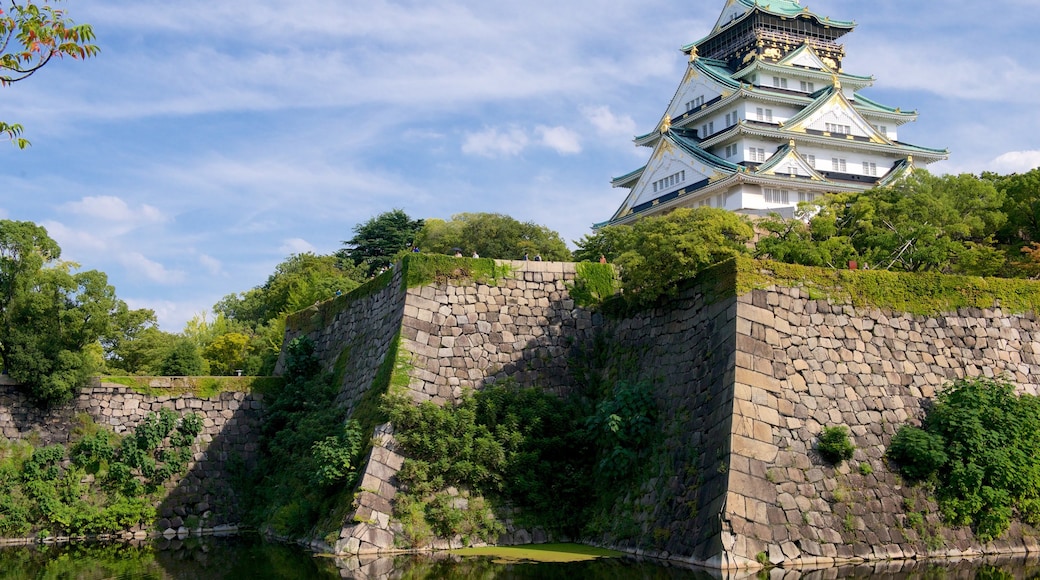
[800,81,815,92]
[701,121,715,137]
[749,147,766,162]
[863,162,878,176]
[798,191,817,203]
[772,76,788,89]
[872,124,888,136]
[725,110,739,127]
[832,158,847,172]
[764,188,790,204]
[756,108,773,122]
[803,154,816,168]
[686,96,706,111]
[725,144,738,158]
[826,123,851,135]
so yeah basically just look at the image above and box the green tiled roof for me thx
[668,129,742,172]
[853,93,917,116]
[684,0,855,52]
[738,0,854,27]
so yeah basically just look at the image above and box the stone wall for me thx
[277,267,408,415]
[722,286,1040,568]
[579,276,739,565]
[0,383,263,526]
[282,256,1040,567]
[317,259,604,552]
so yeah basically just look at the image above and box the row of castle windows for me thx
[764,189,819,205]
[770,77,815,93]
[801,154,879,176]
[652,170,686,193]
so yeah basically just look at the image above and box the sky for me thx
[2,0,1038,331]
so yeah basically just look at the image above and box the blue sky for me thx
[2,0,1038,331]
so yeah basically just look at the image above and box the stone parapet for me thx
[0,384,263,525]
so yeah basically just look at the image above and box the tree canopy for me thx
[1,0,98,148]
[338,209,424,276]
[414,212,571,261]
[0,220,138,405]
[755,171,1008,276]
[574,207,753,307]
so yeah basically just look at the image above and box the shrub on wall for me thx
[817,426,855,464]
[887,376,1040,541]
[0,411,203,537]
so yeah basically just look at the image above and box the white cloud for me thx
[198,254,223,276]
[583,105,637,138]
[120,253,186,285]
[61,196,166,224]
[537,126,582,155]
[988,151,1040,174]
[40,221,109,254]
[462,126,530,158]
[126,298,210,333]
[279,238,317,255]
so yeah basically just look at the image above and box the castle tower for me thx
[604,0,948,225]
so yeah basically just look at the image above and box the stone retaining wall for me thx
[722,287,1040,568]
[279,257,1040,567]
[0,384,263,526]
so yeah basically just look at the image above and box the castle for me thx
[605,0,948,224]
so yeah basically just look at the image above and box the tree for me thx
[413,212,571,261]
[215,253,364,326]
[0,220,127,405]
[832,172,1006,275]
[339,209,424,276]
[993,168,1040,245]
[203,332,251,376]
[1,1,99,147]
[159,339,205,376]
[598,207,753,307]
[572,224,635,263]
[757,172,1008,276]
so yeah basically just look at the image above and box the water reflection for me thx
[2,538,1040,579]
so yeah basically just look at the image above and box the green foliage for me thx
[730,256,1040,317]
[415,213,571,261]
[339,209,424,276]
[887,376,1040,541]
[159,339,206,376]
[759,172,1008,276]
[384,380,596,537]
[572,225,635,263]
[212,252,365,375]
[1,1,99,148]
[401,253,512,289]
[585,380,659,482]
[597,207,753,307]
[569,262,618,308]
[817,426,855,464]
[311,421,363,487]
[0,220,133,406]
[0,411,201,537]
[241,337,367,538]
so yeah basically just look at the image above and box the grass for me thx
[99,376,283,397]
[451,543,625,563]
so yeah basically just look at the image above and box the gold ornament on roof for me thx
[660,115,672,133]
[832,74,841,89]
[689,47,699,61]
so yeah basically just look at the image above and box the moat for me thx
[2,537,1040,579]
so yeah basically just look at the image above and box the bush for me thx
[887,376,1040,541]
[817,426,854,464]
[887,426,947,480]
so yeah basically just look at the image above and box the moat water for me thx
[1,536,1039,579]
